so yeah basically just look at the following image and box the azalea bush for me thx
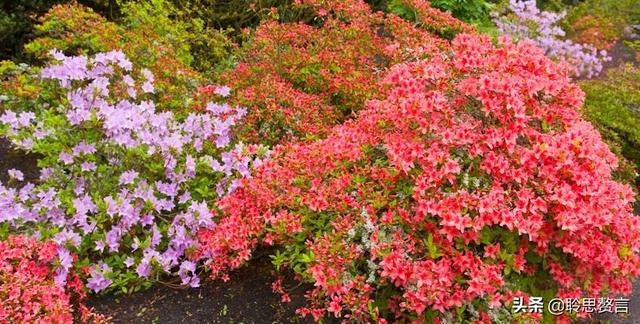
[198,33,640,322]
[492,0,611,79]
[0,234,106,322]
[564,0,640,50]
[220,0,471,145]
[0,50,266,293]
[23,2,209,112]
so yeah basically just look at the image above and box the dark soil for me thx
[86,253,316,324]
[0,137,40,184]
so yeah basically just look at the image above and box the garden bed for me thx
[2,0,640,322]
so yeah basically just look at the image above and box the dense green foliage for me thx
[580,64,640,184]
[429,0,493,22]
[0,0,119,62]
[563,0,640,50]
[21,2,213,112]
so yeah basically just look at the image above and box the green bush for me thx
[563,0,640,48]
[429,0,494,22]
[121,0,233,73]
[23,2,209,112]
[580,64,640,184]
[0,0,120,62]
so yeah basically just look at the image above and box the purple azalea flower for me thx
[185,155,196,178]
[155,181,178,198]
[81,161,96,172]
[86,267,112,292]
[151,225,162,247]
[72,142,96,155]
[142,81,154,93]
[119,170,139,185]
[215,85,231,97]
[54,247,73,286]
[136,261,151,278]
[178,261,200,287]
[59,152,74,165]
[124,257,135,268]
[53,229,81,247]
[141,214,154,226]
[7,169,24,181]
[105,227,122,252]
[178,192,191,204]
[95,240,106,252]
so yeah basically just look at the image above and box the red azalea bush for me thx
[218,0,471,145]
[198,33,640,322]
[0,235,106,323]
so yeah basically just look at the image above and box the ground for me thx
[86,252,315,323]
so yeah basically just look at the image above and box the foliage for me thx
[493,0,610,79]
[424,0,493,23]
[566,14,618,50]
[198,33,640,322]
[0,0,69,62]
[119,0,233,73]
[580,64,640,184]
[171,0,316,33]
[563,0,640,45]
[0,51,266,293]
[0,234,106,323]
[22,2,207,112]
[218,0,472,145]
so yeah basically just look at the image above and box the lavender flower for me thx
[493,0,610,78]
[0,50,268,292]
[215,85,231,97]
[119,170,139,185]
[86,266,113,293]
[7,169,24,181]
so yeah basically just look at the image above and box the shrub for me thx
[492,0,610,79]
[0,0,68,61]
[219,0,471,145]
[416,0,494,23]
[23,2,207,112]
[119,0,233,73]
[567,15,618,51]
[579,64,640,184]
[563,0,640,47]
[198,33,640,322]
[0,234,106,323]
[0,50,265,293]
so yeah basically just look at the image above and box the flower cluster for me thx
[24,2,204,113]
[219,0,470,145]
[0,50,266,292]
[493,0,611,78]
[0,235,106,323]
[198,33,640,321]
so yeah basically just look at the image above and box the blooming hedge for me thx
[0,50,266,293]
[198,33,640,322]
[219,0,471,145]
[1,0,639,322]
